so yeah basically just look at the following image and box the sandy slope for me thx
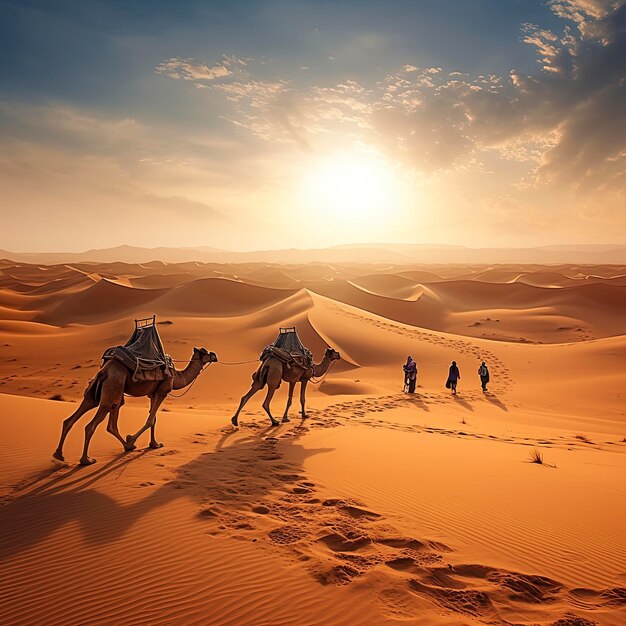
[0,260,625,626]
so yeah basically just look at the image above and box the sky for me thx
[0,0,624,252]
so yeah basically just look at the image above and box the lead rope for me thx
[170,358,258,366]
[217,359,259,366]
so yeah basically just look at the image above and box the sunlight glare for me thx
[300,153,402,223]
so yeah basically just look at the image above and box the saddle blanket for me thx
[102,346,174,382]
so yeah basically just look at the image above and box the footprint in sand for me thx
[184,418,622,623]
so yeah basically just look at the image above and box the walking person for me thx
[478,361,489,392]
[403,356,417,393]
[446,360,460,394]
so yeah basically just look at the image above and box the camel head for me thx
[324,347,341,361]
[193,347,218,365]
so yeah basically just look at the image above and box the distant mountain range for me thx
[2,243,626,265]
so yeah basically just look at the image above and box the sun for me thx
[300,152,402,222]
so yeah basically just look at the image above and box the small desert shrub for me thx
[49,394,65,401]
[529,448,544,464]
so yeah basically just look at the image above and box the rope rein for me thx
[168,361,212,398]
[309,359,337,385]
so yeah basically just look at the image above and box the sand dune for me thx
[348,274,423,301]
[153,278,298,317]
[38,279,170,325]
[396,269,446,283]
[0,258,624,625]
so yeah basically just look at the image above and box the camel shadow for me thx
[484,392,508,412]
[0,431,332,562]
[452,394,474,412]
[25,451,143,499]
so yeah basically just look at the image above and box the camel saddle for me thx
[102,316,174,383]
[259,327,313,371]
[259,345,312,370]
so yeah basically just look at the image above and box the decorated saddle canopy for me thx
[260,327,313,370]
[102,316,174,382]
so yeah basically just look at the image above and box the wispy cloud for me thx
[155,58,231,81]
[154,55,249,83]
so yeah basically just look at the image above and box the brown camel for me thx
[231,347,341,427]
[53,347,217,466]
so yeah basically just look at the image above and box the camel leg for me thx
[300,380,309,419]
[262,367,283,427]
[53,394,98,462]
[262,383,280,427]
[106,399,135,452]
[282,381,296,423]
[125,394,166,448]
[149,417,163,450]
[231,379,264,427]
[79,404,112,466]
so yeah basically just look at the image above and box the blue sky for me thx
[1,0,624,251]
[1,1,561,110]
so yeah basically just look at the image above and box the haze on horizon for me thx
[1,0,624,253]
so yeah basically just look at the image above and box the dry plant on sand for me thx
[528,448,557,468]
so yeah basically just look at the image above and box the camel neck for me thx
[173,357,204,390]
[313,355,332,377]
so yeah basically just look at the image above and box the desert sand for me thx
[0,259,625,625]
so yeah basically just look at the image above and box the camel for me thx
[53,347,218,466]
[231,347,341,427]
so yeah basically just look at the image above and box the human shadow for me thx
[0,430,332,562]
[402,394,430,412]
[452,394,474,412]
[484,392,508,412]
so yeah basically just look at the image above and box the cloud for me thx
[0,101,245,249]
[154,55,249,83]
[213,79,288,107]
[549,0,619,25]
[155,58,231,81]
[154,0,625,196]
[365,0,624,191]
[0,101,141,155]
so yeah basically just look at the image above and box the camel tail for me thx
[252,361,269,388]
[84,368,106,404]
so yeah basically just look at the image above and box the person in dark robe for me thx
[446,360,460,394]
[403,356,418,393]
[478,361,489,391]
